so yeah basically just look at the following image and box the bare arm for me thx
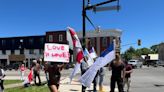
[125,69,133,74]
[122,68,126,79]
[108,63,112,71]
[58,64,65,71]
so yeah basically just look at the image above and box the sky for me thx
[0,0,164,52]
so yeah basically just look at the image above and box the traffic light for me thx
[138,39,141,46]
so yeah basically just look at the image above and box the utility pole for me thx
[82,0,86,49]
[82,0,120,49]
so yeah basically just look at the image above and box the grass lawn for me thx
[4,80,23,85]
[5,85,49,92]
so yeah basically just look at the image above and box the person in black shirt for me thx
[45,62,64,92]
[109,54,125,92]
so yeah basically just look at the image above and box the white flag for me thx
[79,42,115,87]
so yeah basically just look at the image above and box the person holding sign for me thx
[44,43,69,92]
[45,62,64,92]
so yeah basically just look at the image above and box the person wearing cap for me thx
[33,59,41,85]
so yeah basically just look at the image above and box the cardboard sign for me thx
[44,43,69,63]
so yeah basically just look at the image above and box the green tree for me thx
[122,44,159,61]
[122,46,136,61]
[150,44,159,53]
[140,48,152,55]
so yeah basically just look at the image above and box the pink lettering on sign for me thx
[46,45,52,50]
[61,46,64,50]
[46,45,65,51]
[44,52,50,57]
[51,52,69,59]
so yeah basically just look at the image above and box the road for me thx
[4,66,164,92]
[102,66,164,92]
[130,66,164,92]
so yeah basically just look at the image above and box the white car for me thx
[128,59,143,68]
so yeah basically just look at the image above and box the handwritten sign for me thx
[44,43,69,63]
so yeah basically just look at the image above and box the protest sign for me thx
[44,43,69,62]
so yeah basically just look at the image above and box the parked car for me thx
[128,59,143,68]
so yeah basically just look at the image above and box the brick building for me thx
[77,29,122,55]
[0,29,122,68]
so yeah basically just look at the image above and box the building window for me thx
[49,35,53,42]
[2,40,6,46]
[102,37,107,47]
[29,38,33,45]
[40,37,44,45]
[29,49,34,54]
[2,50,6,55]
[39,49,43,54]
[90,38,95,47]
[12,39,15,46]
[59,34,63,42]
[20,39,23,43]
[20,49,24,54]
[11,50,15,54]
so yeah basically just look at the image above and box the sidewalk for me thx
[4,76,118,92]
[59,77,118,92]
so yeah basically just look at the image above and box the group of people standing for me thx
[19,59,64,92]
[81,53,133,92]
[20,59,42,86]
[109,53,133,92]
[15,53,133,92]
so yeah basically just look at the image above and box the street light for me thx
[82,0,120,49]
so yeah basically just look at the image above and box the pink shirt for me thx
[20,66,25,71]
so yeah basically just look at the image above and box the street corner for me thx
[59,77,118,92]
[59,77,82,92]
